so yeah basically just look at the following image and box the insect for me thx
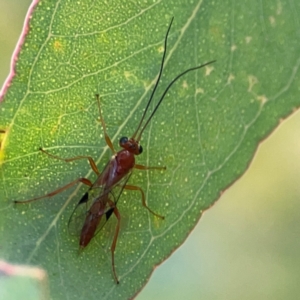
[14,18,215,283]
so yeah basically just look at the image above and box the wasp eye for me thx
[139,145,143,154]
[119,136,128,146]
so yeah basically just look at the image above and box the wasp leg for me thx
[108,199,120,284]
[14,178,92,204]
[95,94,116,154]
[39,147,100,176]
[123,184,164,219]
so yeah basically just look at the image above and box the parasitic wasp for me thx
[14,17,215,283]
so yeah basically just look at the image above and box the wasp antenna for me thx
[131,17,174,139]
[136,60,216,141]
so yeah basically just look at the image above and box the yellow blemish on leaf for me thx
[269,16,276,26]
[205,65,214,76]
[110,69,118,77]
[231,44,237,52]
[209,26,222,40]
[153,214,164,228]
[227,74,235,84]
[53,39,63,52]
[257,95,268,104]
[248,75,258,92]
[50,124,59,136]
[50,115,63,136]
[98,33,110,44]
[158,46,164,53]
[196,88,204,94]
[124,71,138,84]
[182,80,188,89]
[245,36,252,44]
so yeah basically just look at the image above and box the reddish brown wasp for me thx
[14,18,215,283]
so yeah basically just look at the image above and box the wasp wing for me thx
[93,171,132,238]
[67,184,109,237]
[67,171,132,237]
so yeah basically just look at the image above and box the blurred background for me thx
[1,1,300,299]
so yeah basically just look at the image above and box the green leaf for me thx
[0,1,299,299]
